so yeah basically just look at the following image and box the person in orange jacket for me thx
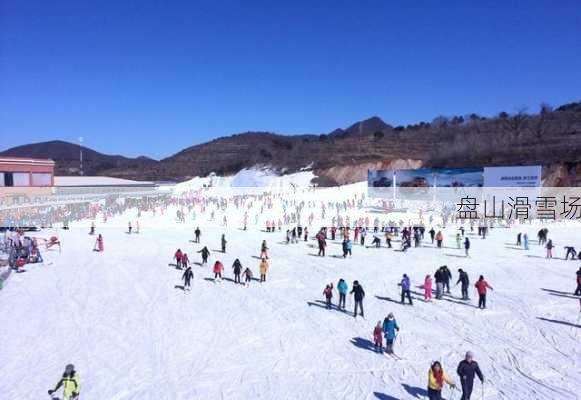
[213,260,224,281]
[435,231,444,248]
[259,258,269,282]
[474,275,493,309]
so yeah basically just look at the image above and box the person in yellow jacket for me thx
[259,258,269,282]
[427,361,456,400]
[48,364,80,399]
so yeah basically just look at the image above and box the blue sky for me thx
[1,0,580,159]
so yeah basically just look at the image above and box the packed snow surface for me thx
[0,183,580,400]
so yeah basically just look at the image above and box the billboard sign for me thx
[483,166,542,187]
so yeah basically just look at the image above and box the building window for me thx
[13,172,31,186]
[31,172,52,186]
[0,172,4,187]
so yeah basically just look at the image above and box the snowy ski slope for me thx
[0,183,579,400]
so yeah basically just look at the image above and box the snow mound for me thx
[174,167,315,194]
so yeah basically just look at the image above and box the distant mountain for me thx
[2,101,581,185]
[0,140,156,178]
[329,116,392,137]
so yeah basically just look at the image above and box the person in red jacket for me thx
[174,249,183,269]
[475,275,493,309]
[213,260,224,281]
[323,283,333,308]
[373,321,383,352]
[181,253,189,269]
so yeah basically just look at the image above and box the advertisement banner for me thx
[483,166,542,187]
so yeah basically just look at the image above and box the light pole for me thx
[79,136,84,176]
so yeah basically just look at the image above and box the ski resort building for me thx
[0,156,55,199]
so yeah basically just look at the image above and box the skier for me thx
[373,321,383,352]
[128,221,132,234]
[360,228,366,246]
[337,278,348,310]
[475,275,493,309]
[442,266,452,294]
[182,266,194,290]
[221,234,227,253]
[371,234,381,248]
[232,258,242,284]
[213,260,224,281]
[546,239,554,259]
[456,269,470,300]
[456,233,462,249]
[181,253,189,269]
[304,227,308,242]
[174,248,183,269]
[382,313,399,354]
[259,257,269,282]
[575,267,581,296]
[316,232,326,256]
[523,233,529,250]
[564,246,577,260]
[243,267,253,286]
[48,364,80,400]
[457,351,484,400]
[94,234,104,252]
[323,283,333,309]
[424,274,433,301]
[435,231,444,248]
[194,227,201,243]
[429,228,436,244]
[342,238,352,258]
[89,222,95,235]
[260,240,269,259]
[428,361,456,400]
[197,246,210,265]
[434,267,445,299]
[350,280,365,318]
[399,274,413,305]
[385,231,392,248]
[516,232,522,246]
[464,237,471,257]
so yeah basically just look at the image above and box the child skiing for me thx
[94,234,104,252]
[181,253,189,269]
[323,283,333,308]
[213,260,224,281]
[373,321,383,352]
[243,267,253,286]
[424,275,433,301]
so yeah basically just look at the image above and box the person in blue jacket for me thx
[399,274,413,305]
[342,239,352,258]
[337,278,348,310]
[382,313,400,354]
